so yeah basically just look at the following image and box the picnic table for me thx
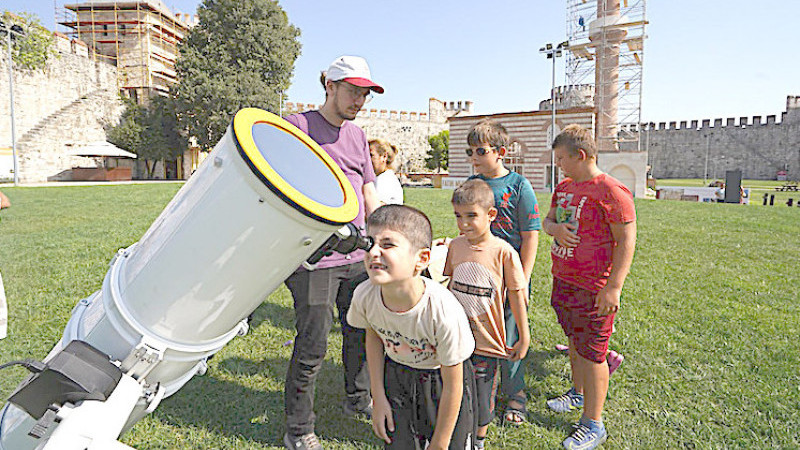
[775,183,799,191]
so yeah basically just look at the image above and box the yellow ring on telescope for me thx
[233,108,359,225]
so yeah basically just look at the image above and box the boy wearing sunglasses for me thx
[466,119,541,426]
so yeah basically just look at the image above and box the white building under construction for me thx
[58,0,198,102]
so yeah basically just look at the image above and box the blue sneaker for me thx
[562,422,607,449]
[547,387,584,413]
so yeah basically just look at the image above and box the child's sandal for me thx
[502,407,527,425]
[502,395,528,426]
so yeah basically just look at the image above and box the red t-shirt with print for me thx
[550,173,636,292]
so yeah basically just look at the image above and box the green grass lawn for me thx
[1,184,799,448]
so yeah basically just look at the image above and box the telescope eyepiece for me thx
[304,223,373,267]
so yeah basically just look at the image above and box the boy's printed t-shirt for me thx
[284,111,376,268]
[444,236,526,359]
[471,172,541,251]
[347,278,475,370]
[550,173,636,292]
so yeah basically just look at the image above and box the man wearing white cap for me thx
[282,55,383,450]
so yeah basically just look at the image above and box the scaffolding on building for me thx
[55,0,196,103]
[565,0,646,151]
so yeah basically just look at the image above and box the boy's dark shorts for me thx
[551,277,615,364]
[470,354,500,427]
[384,357,476,449]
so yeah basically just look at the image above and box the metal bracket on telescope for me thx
[143,383,166,414]
[28,406,59,439]
[120,338,166,380]
[109,245,135,268]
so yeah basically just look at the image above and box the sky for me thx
[4,0,799,124]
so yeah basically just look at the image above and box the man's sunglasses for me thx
[465,147,494,157]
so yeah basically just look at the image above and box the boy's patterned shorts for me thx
[550,277,615,363]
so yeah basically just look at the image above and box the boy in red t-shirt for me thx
[543,125,636,450]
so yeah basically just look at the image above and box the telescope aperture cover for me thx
[233,108,359,226]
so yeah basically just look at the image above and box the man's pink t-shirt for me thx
[285,111,376,268]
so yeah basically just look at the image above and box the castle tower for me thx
[565,0,646,151]
[590,0,626,151]
[563,0,648,197]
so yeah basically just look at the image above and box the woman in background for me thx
[368,139,403,205]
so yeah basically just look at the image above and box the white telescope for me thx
[0,108,364,449]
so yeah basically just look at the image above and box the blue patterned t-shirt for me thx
[469,171,541,251]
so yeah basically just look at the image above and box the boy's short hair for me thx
[552,124,597,158]
[467,119,509,149]
[451,179,495,210]
[367,204,432,251]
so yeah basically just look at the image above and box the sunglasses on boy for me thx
[465,146,495,157]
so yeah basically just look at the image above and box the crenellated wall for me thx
[645,96,800,180]
[539,84,595,111]
[284,98,472,172]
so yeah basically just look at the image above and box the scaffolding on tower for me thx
[55,0,197,104]
[565,0,647,152]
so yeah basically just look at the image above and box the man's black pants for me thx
[284,262,370,436]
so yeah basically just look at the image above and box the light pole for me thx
[1,20,21,186]
[540,41,569,193]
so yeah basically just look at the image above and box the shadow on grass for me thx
[247,299,295,332]
[526,349,561,380]
[155,355,377,448]
[520,349,577,432]
[153,372,285,446]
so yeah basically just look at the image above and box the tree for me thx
[426,130,449,172]
[174,0,301,150]
[107,98,146,159]
[1,12,56,70]
[107,97,188,179]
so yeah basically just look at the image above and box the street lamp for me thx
[540,40,569,193]
[0,19,23,186]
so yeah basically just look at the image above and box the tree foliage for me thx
[174,0,301,150]
[107,97,188,179]
[426,130,449,172]
[107,99,145,158]
[1,12,56,70]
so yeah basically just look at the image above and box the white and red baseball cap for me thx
[325,55,384,94]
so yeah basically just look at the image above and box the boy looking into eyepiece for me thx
[347,205,477,449]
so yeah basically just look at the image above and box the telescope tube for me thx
[1,108,359,448]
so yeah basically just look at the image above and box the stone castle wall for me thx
[284,98,472,172]
[1,32,125,183]
[645,96,800,180]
